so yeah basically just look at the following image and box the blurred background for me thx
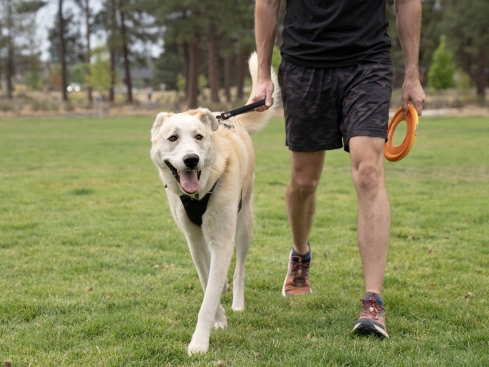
[0,0,487,117]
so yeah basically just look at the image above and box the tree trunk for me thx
[476,43,487,106]
[109,49,115,103]
[83,0,93,104]
[119,5,133,103]
[108,0,116,103]
[236,50,248,101]
[58,0,68,101]
[224,52,231,103]
[6,0,14,99]
[207,22,220,103]
[187,40,200,109]
[183,42,190,99]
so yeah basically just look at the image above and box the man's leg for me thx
[287,150,325,254]
[349,136,390,337]
[282,150,325,296]
[349,136,390,294]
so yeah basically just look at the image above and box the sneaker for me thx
[282,250,312,296]
[352,293,389,338]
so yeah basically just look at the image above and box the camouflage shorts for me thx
[278,60,393,152]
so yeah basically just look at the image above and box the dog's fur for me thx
[150,53,279,355]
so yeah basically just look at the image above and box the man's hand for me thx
[251,79,275,112]
[402,75,425,116]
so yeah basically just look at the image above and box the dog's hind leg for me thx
[232,200,252,311]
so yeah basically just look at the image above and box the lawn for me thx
[0,114,488,366]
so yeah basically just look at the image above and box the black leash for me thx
[216,99,266,121]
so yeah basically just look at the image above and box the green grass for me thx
[0,114,488,366]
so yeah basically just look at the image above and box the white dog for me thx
[150,53,279,355]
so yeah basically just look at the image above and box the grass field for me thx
[0,114,488,366]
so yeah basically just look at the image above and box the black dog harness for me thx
[179,182,243,227]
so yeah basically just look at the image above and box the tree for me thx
[0,0,43,97]
[118,0,133,103]
[154,0,257,108]
[155,0,207,108]
[153,43,182,91]
[217,0,256,103]
[442,0,489,105]
[58,0,68,101]
[93,0,157,104]
[428,35,456,90]
[88,46,112,93]
[74,0,94,104]
[47,0,83,101]
[94,0,119,102]
[24,52,43,90]
[5,0,14,98]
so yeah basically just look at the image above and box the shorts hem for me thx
[347,129,387,141]
[344,130,388,152]
[287,143,343,152]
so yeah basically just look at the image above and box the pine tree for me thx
[428,35,456,90]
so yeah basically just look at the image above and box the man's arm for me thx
[395,0,426,115]
[252,0,281,111]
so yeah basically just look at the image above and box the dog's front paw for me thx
[188,339,209,356]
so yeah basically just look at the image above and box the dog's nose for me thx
[183,154,200,168]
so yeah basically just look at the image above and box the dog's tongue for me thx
[180,171,200,193]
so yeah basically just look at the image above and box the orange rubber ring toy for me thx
[384,105,419,162]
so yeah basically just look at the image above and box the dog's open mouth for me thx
[166,161,202,194]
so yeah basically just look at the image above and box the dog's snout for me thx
[183,154,200,168]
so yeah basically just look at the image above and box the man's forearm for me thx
[255,0,281,81]
[395,0,422,79]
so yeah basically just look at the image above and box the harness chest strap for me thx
[179,181,243,227]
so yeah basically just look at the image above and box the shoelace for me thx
[289,256,310,286]
[360,296,383,321]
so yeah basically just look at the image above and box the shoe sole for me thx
[352,318,389,338]
[282,285,312,296]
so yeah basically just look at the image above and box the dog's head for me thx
[150,108,219,195]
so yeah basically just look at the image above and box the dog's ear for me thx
[198,109,219,131]
[151,112,172,144]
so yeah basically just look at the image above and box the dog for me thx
[150,52,279,355]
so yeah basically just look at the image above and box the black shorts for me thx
[278,60,393,152]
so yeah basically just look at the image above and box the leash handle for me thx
[217,99,266,121]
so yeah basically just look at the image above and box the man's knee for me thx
[353,162,383,194]
[289,176,320,197]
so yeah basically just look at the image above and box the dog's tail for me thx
[236,52,280,135]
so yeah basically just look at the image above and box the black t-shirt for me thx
[280,0,392,67]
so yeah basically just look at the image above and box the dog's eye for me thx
[168,135,178,142]
[195,134,203,141]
